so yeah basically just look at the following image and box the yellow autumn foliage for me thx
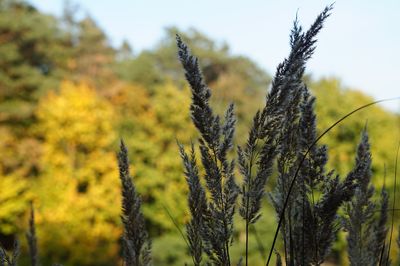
[34,81,122,265]
[0,128,30,234]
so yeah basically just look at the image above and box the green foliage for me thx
[152,233,191,265]
[73,16,116,88]
[111,82,196,232]
[0,0,61,124]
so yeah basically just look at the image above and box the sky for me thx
[29,0,400,112]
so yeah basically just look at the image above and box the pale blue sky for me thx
[29,0,400,111]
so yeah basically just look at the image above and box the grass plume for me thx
[118,140,152,266]
[177,34,239,266]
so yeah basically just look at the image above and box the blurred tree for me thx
[109,81,196,233]
[0,0,61,244]
[34,81,121,265]
[57,1,117,90]
[0,0,77,189]
[114,27,271,138]
[114,50,165,89]
[116,40,134,61]
[73,16,116,89]
[0,0,62,126]
[0,128,29,237]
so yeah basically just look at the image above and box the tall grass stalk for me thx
[25,204,38,266]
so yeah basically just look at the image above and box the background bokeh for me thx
[0,0,399,265]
